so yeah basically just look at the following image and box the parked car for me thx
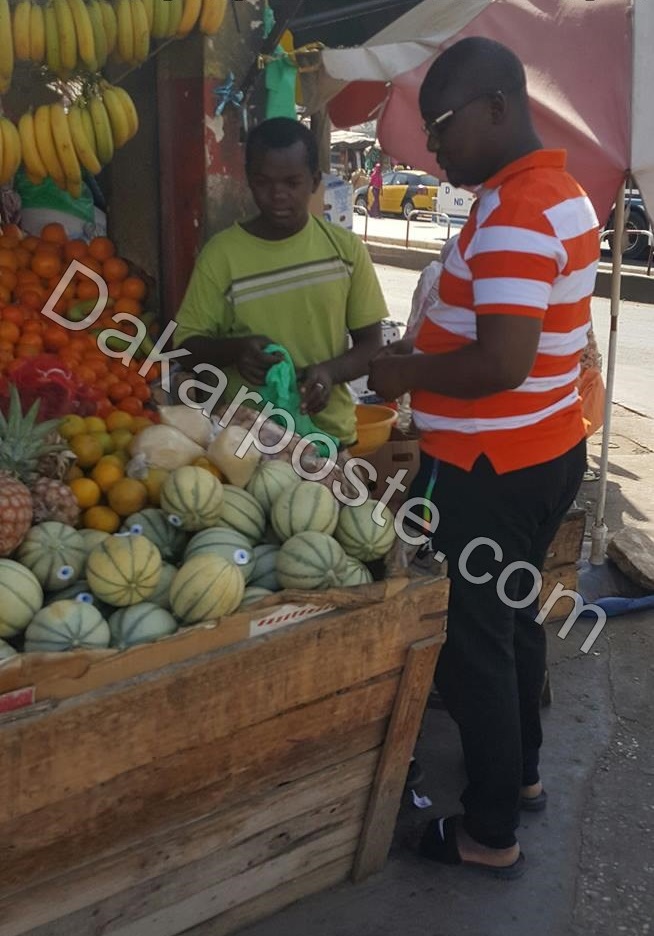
[603,192,652,262]
[353,169,439,219]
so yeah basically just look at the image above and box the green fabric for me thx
[265,54,298,120]
[15,169,95,222]
[259,344,339,457]
[174,215,388,445]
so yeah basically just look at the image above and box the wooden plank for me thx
[0,753,378,936]
[353,637,442,881]
[0,677,396,896]
[543,508,586,570]
[540,564,579,621]
[0,580,448,828]
[183,857,352,936]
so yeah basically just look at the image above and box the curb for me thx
[364,241,654,304]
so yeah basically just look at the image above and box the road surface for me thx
[374,263,654,419]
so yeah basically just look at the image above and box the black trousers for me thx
[408,440,586,848]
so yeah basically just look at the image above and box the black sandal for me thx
[520,788,548,812]
[419,816,526,880]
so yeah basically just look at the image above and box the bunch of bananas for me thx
[0,116,21,185]
[18,83,138,195]
[147,0,228,39]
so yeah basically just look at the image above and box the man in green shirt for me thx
[174,118,388,447]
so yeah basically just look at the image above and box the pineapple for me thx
[0,386,78,554]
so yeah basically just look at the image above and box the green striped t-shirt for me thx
[174,216,388,444]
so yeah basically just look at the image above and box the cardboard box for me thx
[364,427,421,512]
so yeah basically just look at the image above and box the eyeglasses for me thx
[422,90,498,142]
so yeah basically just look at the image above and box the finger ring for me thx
[315,381,325,390]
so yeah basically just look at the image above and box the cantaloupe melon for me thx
[277,532,347,591]
[239,587,274,609]
[17,522,86,592]
[122,509,188,562]
[246,461,299,515]
[148,562,176,610]
[170,554,245,626]
[335,500,396,562]
[0,559,44,638]
[339,556,374,587]
[219,486,266,544]
[86,534,162,607]
[271,482,340,542]
[52,580,113,619]
[250,544,280,591]
[109,603,178,650]
[184,527,255,581]
[24,600,110,653]
[0,639,18,661]
[160,466,224,531]
[78,529,110,557]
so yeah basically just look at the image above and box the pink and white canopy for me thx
[314,0,654,225]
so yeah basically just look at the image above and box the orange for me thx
[83,505,121,534]
[58,414,87,439]
[106,477,148,517]
[0,248,18,272]
[0,321,19,344]
[40,222,68,245]
[113,297,143,317]
[143,467,169,506]
[84,416,107,433]
[193,457,223,480]
[64,239,88,263]
[130,415,152,433]
[65,463,85,483]
[121,277,147,301]
[108,380,132,403]
[0,267,18,292]
[42,325,69,353]
[118,396,143,416]
[13,247,31,270]
[22,236,40,253]
[91,456,125,492]
[103,257,129,282]
[106,410,134,432]
[1,305,24,326]
[75,280,100,302]
[70,432,104,468]
[88,236,116,262]
[69,477,102,509]
[31,251,63,280]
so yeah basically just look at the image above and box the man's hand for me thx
[368,354,412,401]
[235,336,283,386]
[371,338,414,360]
[298,364,333,415]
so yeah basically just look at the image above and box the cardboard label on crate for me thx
[249,603,335,638]
[0,686,36,715]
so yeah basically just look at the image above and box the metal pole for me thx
[590,177,627,565]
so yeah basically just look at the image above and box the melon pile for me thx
[0,459,397,659]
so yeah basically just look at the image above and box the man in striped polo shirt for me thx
[370,37,599,876]
[174,118,387,448]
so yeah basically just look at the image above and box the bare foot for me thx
[521,781,543,800]
[455,817,521,868]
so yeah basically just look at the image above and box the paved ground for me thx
[234,265,654,936]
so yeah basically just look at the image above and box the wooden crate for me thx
[0,577,448,936]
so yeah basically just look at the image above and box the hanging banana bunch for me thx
[199,0,228,36]
[0,0,14,94]
[0,116,22,185]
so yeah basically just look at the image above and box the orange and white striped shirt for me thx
[412,149,600,473]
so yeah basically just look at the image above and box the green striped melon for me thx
[148,562,176,610]
[239,587,274,609]
[24,600,110,653]
[0,559,43,638]
[122,509,188,562]
[78,529,110,557]
[160,466,224,532]
[277,532,347,591]
[170,554,245,626]
[271,482,339,542]
[339,556,374,587]
[87,534,162,607]
[335,500,396,562]
[17,522,86,592]
[219,486,266,544]
[109,603,178,650]
[184,527,255,581]
[0,639,17,661]
[250,544,280,591]
[51,580,113,619]
[246,461,299,515]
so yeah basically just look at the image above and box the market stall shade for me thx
[311,0,654,230]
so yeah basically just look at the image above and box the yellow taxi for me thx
[354,169,439,219]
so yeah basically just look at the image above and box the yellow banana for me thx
[86,0,107,68]
[34,104,66,187]
[50,102,82,191]
[80,104,98,159]
[151,0,170,40]
[142,0,154,31]
[53,0,77,73]
[112,85,139,140]
[101,83,131,148]
[18,111,48,183]
[66,0,97,70]
[166,0,183,37]
[0,0,14,93]
[67,179,82,199]
[130,0,151,63]
[88,94,114,166]
[12,0,32,61]
[0,119,21,186]
[29,2,46,64]
[115,0,134,64]
[68,102,102,174]
[44,2,62,74]
[199,0,227,35]
[99,0,117,55]
[177,0,202,36]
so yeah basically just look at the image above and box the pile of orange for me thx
[0,222,160,421]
